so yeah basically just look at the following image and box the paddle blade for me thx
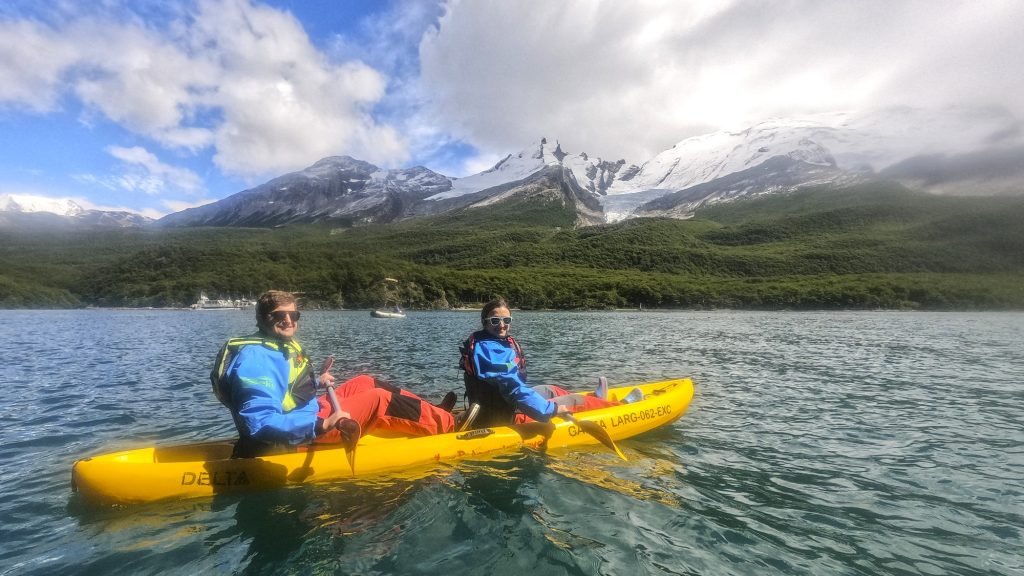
[564,413,627,461]
[578,420,627,461]
[320,355,335,375]
[344,447,356,477]
[337,418,361,476]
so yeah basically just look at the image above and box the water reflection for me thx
[4,310,1023,575]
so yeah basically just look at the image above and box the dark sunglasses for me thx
[269,310,301,323]
[486,316,512,326]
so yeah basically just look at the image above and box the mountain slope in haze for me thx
[630,155,864,219]
[157,156,453,227]
[156,108,1020,229]
[0,194,151,229]
[6,107,1021,230]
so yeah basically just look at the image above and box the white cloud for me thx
[5,0,1022,195]
[419,0,1024,164]
[0,19,80,112]
[188,0,408,176]
[0,0,409,180]
[72,145,204,198]
[458,152,505,178]
[66,18,212,137]
[107,145,204,195]
[322,0,470,173]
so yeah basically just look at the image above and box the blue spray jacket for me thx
[472,335,557,422]
[227,341,319,447]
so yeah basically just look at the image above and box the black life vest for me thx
[459,330,526,428]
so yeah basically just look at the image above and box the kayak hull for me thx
[370,310,406,318]
[72,378,694,505]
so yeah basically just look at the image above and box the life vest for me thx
[210,335,317,412]
[459,331,526,427]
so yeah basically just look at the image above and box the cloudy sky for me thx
[1,0,1021,218]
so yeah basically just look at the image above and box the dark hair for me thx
[480,298,509,325]
[257,290,297,320]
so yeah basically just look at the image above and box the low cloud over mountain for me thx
[8,108,1023,229]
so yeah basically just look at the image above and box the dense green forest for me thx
[2,183,1022,310]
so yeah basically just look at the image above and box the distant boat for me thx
[191,292,255,310]
[371,278,406,318]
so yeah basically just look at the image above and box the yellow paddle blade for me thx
[564,413,627,462]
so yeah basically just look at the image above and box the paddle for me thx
[561,411,627,461]
[319,356,358,475]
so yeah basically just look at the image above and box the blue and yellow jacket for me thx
[223,337,319,450]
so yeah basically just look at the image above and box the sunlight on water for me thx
[1,310,1022,575]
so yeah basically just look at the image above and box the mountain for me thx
[8,107,1021,230]
[158,143,606,227]
[157,156,452,227]
[442,163,605,227]
[595,109,1023,220]
[1,194,85,216]
[158,133,852,228]
[878,145,1024,196]
[597,130,856,221]
[631,155,863,219]
[0,194,151,229]
[425,137,634,200]
[161,108,1021,228]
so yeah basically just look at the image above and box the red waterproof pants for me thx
[314,375,454,441]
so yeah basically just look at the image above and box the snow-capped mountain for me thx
[631,155,863,219]
[158,152,603,227]
[606,118,843,197]
[427,137,633,200]
[10,107,1019,230]
[158,156,453,227]
[159,107,1023,228]
[600,108,1021,212]
[625,108,1016,187]
[1,194,86,217]
[0,194,151,228]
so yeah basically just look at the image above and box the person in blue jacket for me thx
[219,290,454,458]
[459,298,616,428]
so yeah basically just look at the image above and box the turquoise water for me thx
[1,310,1021,575]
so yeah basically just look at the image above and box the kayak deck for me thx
[72,377,694,505]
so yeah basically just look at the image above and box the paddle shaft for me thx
[320,355,341,414]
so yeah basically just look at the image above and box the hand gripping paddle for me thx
[320,356,359,475]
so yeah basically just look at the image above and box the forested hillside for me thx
[2,184,1022,310]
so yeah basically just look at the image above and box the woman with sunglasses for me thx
[218,290,456,458]
[459,298,616,428]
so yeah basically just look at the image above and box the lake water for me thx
[1,310,1022,575]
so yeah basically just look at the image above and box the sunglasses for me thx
[486,316,512,326]
[269,310,301,323]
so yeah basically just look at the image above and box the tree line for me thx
[2,184,1023,310]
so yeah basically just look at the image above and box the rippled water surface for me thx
[1,310,1022,575]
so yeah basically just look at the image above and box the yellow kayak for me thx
[72,378,694,505]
